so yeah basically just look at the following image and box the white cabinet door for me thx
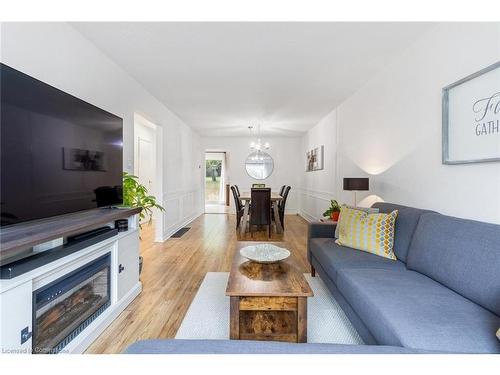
[116,231,140,301]
[0,281,33,353]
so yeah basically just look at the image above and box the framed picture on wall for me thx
[442,61,500,164]
[306,145,324,171]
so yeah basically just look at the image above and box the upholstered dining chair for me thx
[249,188,271,238]
[231,185,244,229]
[279,186,291,230]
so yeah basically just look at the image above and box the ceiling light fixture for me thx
[248,125,270,152]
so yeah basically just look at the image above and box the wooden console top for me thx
[0,207,141,256]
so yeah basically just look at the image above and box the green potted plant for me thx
[122,172,165,227]
[323,199,341,221]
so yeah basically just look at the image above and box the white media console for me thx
[0,208,142,354]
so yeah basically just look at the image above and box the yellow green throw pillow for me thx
[335,205,398,260]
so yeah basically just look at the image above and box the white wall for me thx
[202,137,302,213]
[298,109,338,221]
[299,23,500,224]
[1,22,204,240]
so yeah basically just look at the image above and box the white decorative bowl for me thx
[240,244,291,263]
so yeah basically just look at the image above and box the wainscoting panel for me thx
[297,188,335,222]
[161,189,203,241]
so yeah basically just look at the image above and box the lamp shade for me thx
[343,177,369,191]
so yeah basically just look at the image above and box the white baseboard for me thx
[66,282,142,354]
[298,210,319,223]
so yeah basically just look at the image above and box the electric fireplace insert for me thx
[32,254,111,354]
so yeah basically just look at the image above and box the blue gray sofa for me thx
[124,339,437,354]
[125,202,499,354]
[308,202,500,353]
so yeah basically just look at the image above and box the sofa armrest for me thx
[308,221,337,239]
[307,222,337,265]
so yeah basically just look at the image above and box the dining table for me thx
[238,192,283,236]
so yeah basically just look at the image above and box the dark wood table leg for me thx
[230,296,240,339]
[297,297,307,343]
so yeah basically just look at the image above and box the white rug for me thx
[175,272,364,344]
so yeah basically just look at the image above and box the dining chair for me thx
[271,185,285,222]
[231,185,244,229]
[279,185,286,197]
[279,186,291,230]
[234,185,241,197]
[249,188,271,238]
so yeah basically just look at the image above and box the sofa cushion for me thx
[309,238,405,282]
[407,213,500,316]
[371,202,435,263]
[336,268,500,353]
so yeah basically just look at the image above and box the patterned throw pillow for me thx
[334,205,379,238]
[335,205,398,260]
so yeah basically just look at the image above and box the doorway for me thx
[205,152,229,214]
[134,114,159,225]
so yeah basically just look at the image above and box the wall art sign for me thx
[306,145,324,172]
[442,61,500,164]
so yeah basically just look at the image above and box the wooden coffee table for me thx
[225,242,313,343]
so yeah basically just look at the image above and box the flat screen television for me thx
[1,63,123,227]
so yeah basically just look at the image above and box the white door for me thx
[138,137,154,192]
[137,137,155,221]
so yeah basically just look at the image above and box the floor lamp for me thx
[343,178,369,207]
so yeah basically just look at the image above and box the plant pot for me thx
[331,211,340,221]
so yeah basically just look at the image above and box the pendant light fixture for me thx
[249,124,270,152]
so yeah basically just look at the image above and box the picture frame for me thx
[306,145,324,172]
[442,61,500,165]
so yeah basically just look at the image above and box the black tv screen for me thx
[1,63,123,227]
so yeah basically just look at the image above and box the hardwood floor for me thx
[85,213,310,353]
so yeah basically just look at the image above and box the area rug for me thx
[175,272,364,344]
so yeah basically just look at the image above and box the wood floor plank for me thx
[85,213,309,353]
